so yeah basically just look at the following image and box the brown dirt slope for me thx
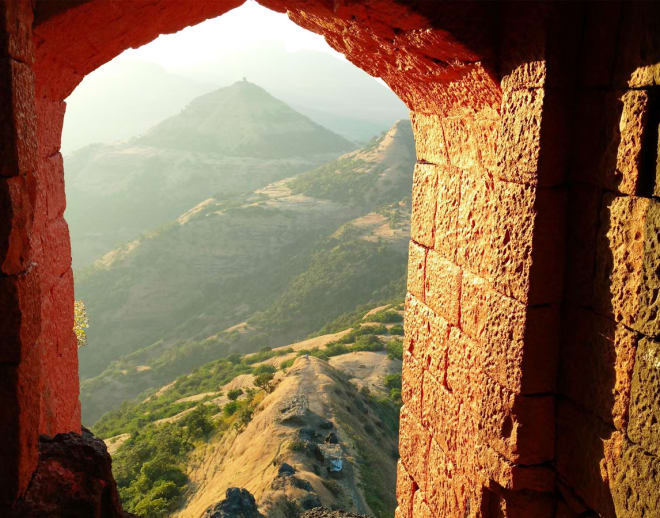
[173,355,399,518]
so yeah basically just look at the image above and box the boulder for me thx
[202,488,264,518]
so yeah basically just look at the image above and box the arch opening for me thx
[4,1,660,517]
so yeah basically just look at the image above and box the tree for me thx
[254,372,274,393]
[73,300,89,347]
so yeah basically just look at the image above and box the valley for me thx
[68,83,414,424]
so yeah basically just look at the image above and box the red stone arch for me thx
[4,1,660,516]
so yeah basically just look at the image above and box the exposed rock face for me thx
[202,488,264,518]
[13,428,133,518]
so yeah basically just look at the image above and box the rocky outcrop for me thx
[202,488,264,518]
[13,428,133,518]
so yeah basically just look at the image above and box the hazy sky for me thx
[123,1,343,70]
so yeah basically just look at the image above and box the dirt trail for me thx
[173,355,397,518]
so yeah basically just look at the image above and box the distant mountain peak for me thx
[136,81,355,158]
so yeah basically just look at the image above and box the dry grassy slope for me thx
[173,354,400,518]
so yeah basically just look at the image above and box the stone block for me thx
[594,194,660,337]
[412,490,433,518]
[456,168,494,279]
[403,293,433,361]
[426,437,470,517]
[627,337,660,457]
[0,271,40,365]
[432,163,460,261]
[443,115,480,170]
[0,174,34,276]
[396,461,416,518]
[573,90,649,195]
[36,217,72,293]
[558,307,637,430]
[459,272,558,394]
[488,179,536,303]
[0,59,36,178]
[36,98,65,158]
[473,112,500,176]
[410,112,449,165]
[555,400,618,518]
[406,241,426,302]
[1,0,34,63]
[496,87,543,185]
[424,249,460,325]
[447,326,555,465]
[482,485,555,518]
[563,182,602,304]
[401,352,423,420]
[424,311,450,381]
[398,406,430,492]
[609,437,660,517]
[421,370,459,452]
[410,163,437,248]
[613,2,660,88]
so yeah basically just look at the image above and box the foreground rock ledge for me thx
[13,428,135,518]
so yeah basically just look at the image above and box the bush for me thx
[388,324,404,336]
[354,334,383,352]
[223,401,239,417]
[368,309,403,323]
[253,364,276,376]
[384,373,401,391]
[386,339,403,360]
[227,388,243,401]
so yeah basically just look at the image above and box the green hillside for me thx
[94,304,404,518]
[72,102,415,424]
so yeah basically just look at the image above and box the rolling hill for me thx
[75,115,415,424]
[65,81,354,268]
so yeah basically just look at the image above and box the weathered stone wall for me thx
[1,0,659,516]
[556,3,660,517]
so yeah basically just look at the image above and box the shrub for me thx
[227,388,243,401]
[384,373,401,391]
[253,364,276,376]
[386,339,403,360]
[368,309,403,323]
[254,372,274,392]
[223,401,239,417]
[354,334,384,352]
[388,324,404,336]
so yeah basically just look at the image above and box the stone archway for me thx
[2,1,659,516]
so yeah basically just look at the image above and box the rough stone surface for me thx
[594,194,660,337]
[12,428,133,518]
[559,307,637,431]
[627,337,660,456]
[410,163,437,248]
